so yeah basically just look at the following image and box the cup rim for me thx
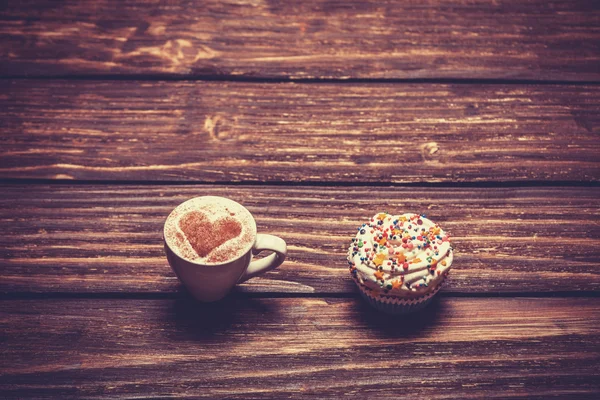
[163,195,257,267]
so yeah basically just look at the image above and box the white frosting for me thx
[348,213,453,295]
[164,196,256,264]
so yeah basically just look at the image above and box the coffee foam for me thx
[164,197,255,264]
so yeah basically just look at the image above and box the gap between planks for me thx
[2,292,600,301]
[2,75,600,85]
[1,179,600,188]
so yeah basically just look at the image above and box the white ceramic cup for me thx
[163,196,287,302]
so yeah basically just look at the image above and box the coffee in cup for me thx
[163,196,286,301]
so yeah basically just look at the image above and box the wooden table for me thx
[1,1,599,398]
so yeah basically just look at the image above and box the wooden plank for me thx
[1,297,599,398]
[1,185,598,294]
[1,81,599,183]
[1,0,599,80]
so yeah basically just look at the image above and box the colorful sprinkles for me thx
[347,212,453,294]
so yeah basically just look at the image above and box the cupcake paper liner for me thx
[353,274,445,315]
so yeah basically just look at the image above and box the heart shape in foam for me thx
[178,210,242,258]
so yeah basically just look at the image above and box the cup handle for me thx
[237,234,286,283]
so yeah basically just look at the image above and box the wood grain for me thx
[1,184,598,294]
[1,0,599,80]
[1,297,599,399]
[1,81,599,182]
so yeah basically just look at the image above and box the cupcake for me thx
[347,212,453,314]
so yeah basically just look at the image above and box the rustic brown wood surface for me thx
[1,0,599,80]
[1,185,598,294]
[2,0,599,398]
[1,81,599,182]
[1,298,599,398]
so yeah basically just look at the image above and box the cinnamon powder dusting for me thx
[178,210,242,258]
